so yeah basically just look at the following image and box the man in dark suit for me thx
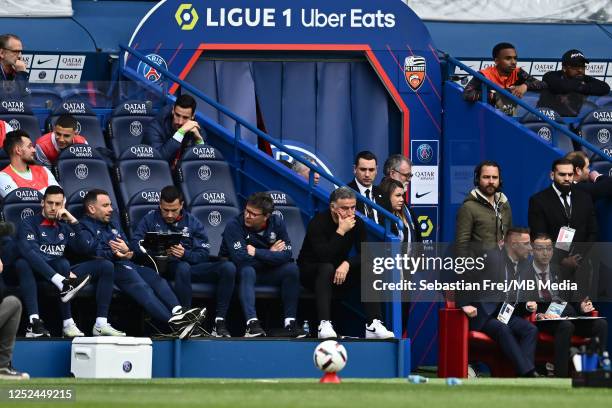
[528,158,598,297]
[347,151,380,223]
[565,151,612,202]
[525,233,608,377]
[458,227,539,377]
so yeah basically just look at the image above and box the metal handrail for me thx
[119,44,405,239]
[442,52,612,163]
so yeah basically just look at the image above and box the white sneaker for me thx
[365,319,395,339]
[93,324,126,337]
[318,320,337,339]
[63,323,85,338]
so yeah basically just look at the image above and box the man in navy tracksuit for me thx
[132,186,235,337]
[77,189,204,338]
[219,192,302,337]
[16,185,123,338]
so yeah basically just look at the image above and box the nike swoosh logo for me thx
[415,191,431,198]
[37,58,53,65]
[365,327,376,332]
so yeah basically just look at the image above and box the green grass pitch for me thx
[0,378,610,407]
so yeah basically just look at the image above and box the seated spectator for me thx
[143,94,204,169]
[0,260,29,379]
[77,189,206,339]
[526,233,607,377]
[348,151,380,222]
[132,186,236,338]
[565,151,612,201]
[298,186,395,340]
[291,156,320,185]
[35,114,88,166]
[457,227,540,377]
[16,186,123,338]
[0,34,29,97]
[463,42,545,115]
[537,49,610,117]
[0,130,59,198]
[0,119,14,148]
[219,192,304,338]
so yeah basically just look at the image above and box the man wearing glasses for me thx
[0,34,29,97]
[527,233,607,377]
[219,192,303,338]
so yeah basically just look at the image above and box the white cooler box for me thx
[71,337,152,379]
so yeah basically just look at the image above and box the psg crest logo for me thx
[416,143,433,163]
[137,54,167,83]
[404,55,426,91]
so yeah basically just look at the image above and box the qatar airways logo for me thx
[40,244,66,256]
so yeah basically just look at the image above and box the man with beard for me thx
[463,42,544,115]
[0,130,59,198]
[143,94,204,168]
[455,161,512,257]
[537,49,609,117]
[528,158,598,296]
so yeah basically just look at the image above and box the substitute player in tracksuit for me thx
[16,185,124,338]
[219,192,302,338]
[132,186,235,337]
[77,189,204,339]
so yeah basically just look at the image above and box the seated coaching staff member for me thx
[219,192,302,338]
[298,186,394,340]
[132,186,236,338]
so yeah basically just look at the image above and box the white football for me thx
[313,340,348,373]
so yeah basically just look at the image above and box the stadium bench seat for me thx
[28,87,62,110]
[0,188,42,225]
[0,96,42,141]
[108,100,155,158]
[520,108,574,152]
[177,145,238,207]
[46,98,107,149]
[577,107,612,158]
[115,144,173,211]
[189,189,240,256]
[266,190,306,260]
[55,144,118,218]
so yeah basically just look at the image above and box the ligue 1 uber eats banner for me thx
[127,0,441,242]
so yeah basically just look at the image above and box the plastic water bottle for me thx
[446,377,463,386]
[601,351,611,372]
[407,375,428,384]
[302,320,310,337]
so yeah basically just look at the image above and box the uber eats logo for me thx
[175,4,199,30]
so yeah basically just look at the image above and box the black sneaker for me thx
[0,364,29,380]
[244,320,266,337]
[212,319,231,338]
[60,274,91,303]
[190,324,211,338]
[285,320,308,338]
[26,318,50,338]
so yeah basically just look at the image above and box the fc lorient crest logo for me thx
[404,55,426,91]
